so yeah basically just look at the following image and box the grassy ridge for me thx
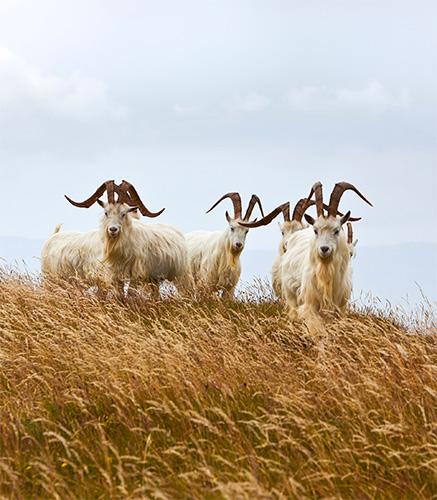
[0,274,436,498]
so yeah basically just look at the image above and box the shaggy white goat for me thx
[41,181,141,286]
[279,182,372,319]
[185,192,264,298]
[240,197,360,298]
[42,180,189,295]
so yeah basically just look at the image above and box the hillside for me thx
[0,273,435,498]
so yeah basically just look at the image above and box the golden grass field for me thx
[0,271,436,499]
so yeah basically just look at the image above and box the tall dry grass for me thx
[0,271,436,499]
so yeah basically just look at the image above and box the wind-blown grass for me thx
[0,272,436,498]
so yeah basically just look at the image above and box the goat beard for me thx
[103,232,122,261]
[318,253,333,263]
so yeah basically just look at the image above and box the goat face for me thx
[304,212,350,261]
[99,203,138,239]
[227,217,249,254]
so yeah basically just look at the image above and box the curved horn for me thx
[318,201,362,222]
[328,182,373,218]
[244,194,265,221]
[337,209,361,223]
[292,198,316,222]
[347,222,353,244]
[107,181,115,204]
[239,202,290,228]
[119,180,165,218]
[116,180,133,204]
[307,182,324,218]
[65,180,115,208]
[206,192,242,220]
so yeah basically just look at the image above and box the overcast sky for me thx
[0,0,436,251]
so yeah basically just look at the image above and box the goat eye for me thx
[334,229,340,235]
[104,212,108,217]
[121,213,126,218]
[314,229,318,235]
[230,227,234,232]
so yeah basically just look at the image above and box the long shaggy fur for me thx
[280,226,352,318]
[41,227,106,285]
[41,207,188,293]
[185,230,242,297]
[103,217,189,288]
[272,220,307,298]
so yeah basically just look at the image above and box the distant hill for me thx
[1,236,436,306]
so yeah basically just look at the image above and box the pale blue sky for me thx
[0,0,436,252]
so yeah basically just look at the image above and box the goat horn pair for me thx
[307,181,373,219]
[207,192,264,221]
[65,180,165,218]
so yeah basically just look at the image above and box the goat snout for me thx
[319,245,332,258]
[234,242,243,250]
[108,226,120,237]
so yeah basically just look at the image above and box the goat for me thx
[280,182,372,320]
[241,197,360,298]
[41,181,139,287]
[42,180,189,296]
[185,192,264,298]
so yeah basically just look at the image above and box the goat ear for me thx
[340,211,351,225]
[225,211,231,223]
[128,207,139,213]
[304,214,315,226]
[97,199,105,208]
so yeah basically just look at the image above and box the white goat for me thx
[279,182,372,320]
[42,180,189,295]
[185,192,264,298]
[41,181,140,286]
[241,197,360,298]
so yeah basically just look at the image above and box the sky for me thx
[0,0,436,255]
